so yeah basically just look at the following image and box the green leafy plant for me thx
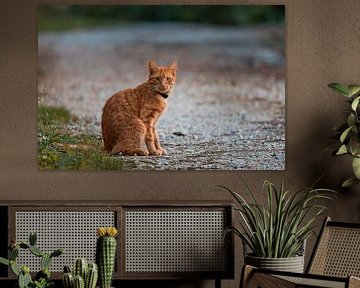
[221,179,335,258]
[33,278,54,288]
[0,232,63,288]
[328,83,360,187]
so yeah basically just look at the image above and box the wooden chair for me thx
[241,217,360,288]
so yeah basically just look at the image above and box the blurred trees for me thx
[39,5,284,31]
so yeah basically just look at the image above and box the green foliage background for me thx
[39,5,285,31]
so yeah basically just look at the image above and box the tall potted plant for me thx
[328,82,360,187]
[221,179,334,273]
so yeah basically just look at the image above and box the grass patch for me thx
[38,105,123,170]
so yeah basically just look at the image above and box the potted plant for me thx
[0,232,64,288]
[328,82,360,187]
[62,258,98,288]
[96,227,118,288]
[61,227,117,288]
[221,179,334,273]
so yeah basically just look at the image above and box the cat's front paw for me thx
[160,147,167,155]
[149,149,162,156]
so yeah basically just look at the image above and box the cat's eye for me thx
[166,77,173,82]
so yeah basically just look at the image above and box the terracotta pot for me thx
[245,254,305,273]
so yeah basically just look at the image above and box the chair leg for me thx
[215,278,221,288]
[349,276,360,288]
[240,265,255,288]
[240,265,296,288]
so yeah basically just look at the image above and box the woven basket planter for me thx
[245,254,305,273]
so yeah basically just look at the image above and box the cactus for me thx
[41,253,52,270]
[74,258,88,279]
[29,245,44,257]
[74,275,85,288]
[85,263,98,288]
[35,268,50,281]
[64,265,72,273]
[29,232,37,246]
[63,260,98,288]
[10,260,20,276]
[19,243,30,249]
[63,272,74,288]
[51,248,64,257]
[0,232,64,288]
[96,227,118,288]
[9,246,19,260]
[19,272,32,288]
[18,268,32,288]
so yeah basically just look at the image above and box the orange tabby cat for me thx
[101,60,177,156]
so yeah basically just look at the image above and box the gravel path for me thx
[38,23,285,170]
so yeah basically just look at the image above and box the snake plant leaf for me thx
[328,83,351,97]
[340,126,353,143]
[223,178,335,258]
[351,96,360,111]
[336,144,348,155]
[352,157,360,179]
[342,177,360,188]
[347,85,360,97]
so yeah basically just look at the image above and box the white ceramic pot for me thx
[245,254,305,273]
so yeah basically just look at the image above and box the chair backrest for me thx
[307,217,360,277]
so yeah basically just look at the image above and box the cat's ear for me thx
[169,60,177,70]
[169,61,177,77]
[149,60,159,75]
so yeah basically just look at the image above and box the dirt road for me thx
[38,23,285,170]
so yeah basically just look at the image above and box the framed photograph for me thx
[38,5,285,170]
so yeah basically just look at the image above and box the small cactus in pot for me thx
[85,262,98,288]
[96,227,118,288]
[62,266,74,288]
[62,259,98,288]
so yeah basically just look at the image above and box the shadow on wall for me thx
[292,108,360,221]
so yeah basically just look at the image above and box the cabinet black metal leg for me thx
[215,278,221,288]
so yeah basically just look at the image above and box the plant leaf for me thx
[342,177,360,188]
[347,85,360,97]
[10,261,20,276]
[340,126,353,143]
[349,135,360,157]
[0,257,9,266]
[336,145,348,155]
[347,114,356,128]
[328,83,351,97]
[351,96,360,111]
[352,157,360,179]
